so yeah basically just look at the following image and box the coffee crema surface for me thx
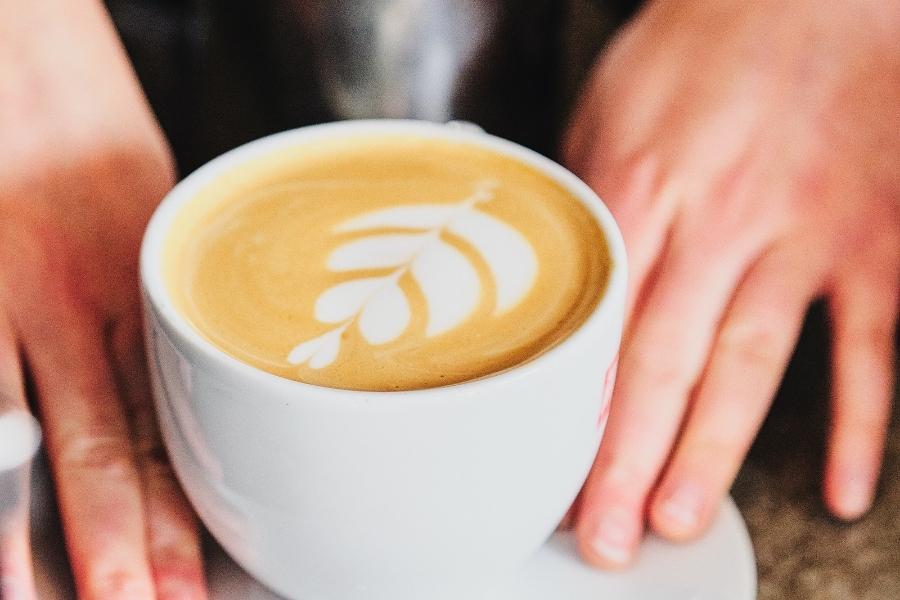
[165,134,610,390]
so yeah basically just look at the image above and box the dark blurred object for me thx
[105,0,635,173]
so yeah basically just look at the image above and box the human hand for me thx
[564,0,900,568]
[0,1,205,598]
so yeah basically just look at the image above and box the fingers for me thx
[647,241,824,539]
[825,233,900,520]
[0,314,38,600]
[109,314,207,599]
[575,212,762,568]
[21,307,154,599]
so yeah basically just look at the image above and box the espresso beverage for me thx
[165,134,609,390]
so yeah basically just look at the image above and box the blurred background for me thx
[102,0,639,171]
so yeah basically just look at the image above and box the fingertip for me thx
[576,529,637,571]
[823,458,879,522]
[648,505,710,543]
[828,502,871,523]
[648,481,708,542]
[824,477,875,522]
[154,567,208,600]
[574,506,641,570]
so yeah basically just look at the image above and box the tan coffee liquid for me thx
[165,134,609,390]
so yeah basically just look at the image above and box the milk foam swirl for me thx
[287,179,538,369]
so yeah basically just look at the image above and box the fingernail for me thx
[658,481,703,532]
[837,475,873,519]
[589,511,634,565]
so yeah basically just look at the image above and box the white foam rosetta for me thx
[287,180,538,369]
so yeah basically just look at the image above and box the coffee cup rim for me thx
[140,119,628,403]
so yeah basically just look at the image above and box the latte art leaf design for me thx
[287,180,538,369]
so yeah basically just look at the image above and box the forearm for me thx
[0,0,169,177]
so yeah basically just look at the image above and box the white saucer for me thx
[204,498,756,600]
[31,454,755,600]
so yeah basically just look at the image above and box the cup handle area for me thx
[445,120,486,134]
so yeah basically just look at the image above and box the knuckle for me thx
[57,434,138,482]
[629,349,693,392]
[716,317,784,370]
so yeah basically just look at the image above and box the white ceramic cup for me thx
[140,120,627,600]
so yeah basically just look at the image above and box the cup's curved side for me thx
[147,292,622,599]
